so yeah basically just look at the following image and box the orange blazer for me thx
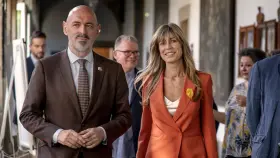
[137,72,218,158]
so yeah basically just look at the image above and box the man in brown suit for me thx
[19,5,132,158]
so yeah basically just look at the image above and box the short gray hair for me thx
[114,35,138,50]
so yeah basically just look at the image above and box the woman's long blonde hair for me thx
[134,23,202,106]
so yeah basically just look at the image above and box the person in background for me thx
[135,23,218,158]
[27,30,46,82]
[222,48,266,158]
[112,35,142,158]
[13,30,47,125]
[270,49,280,56]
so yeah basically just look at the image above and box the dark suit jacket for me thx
[26,56,35,82]
[130,69,142,153]
[19,50,132,158]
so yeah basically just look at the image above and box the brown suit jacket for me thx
[19,50,132,158]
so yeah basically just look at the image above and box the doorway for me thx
[180,19,189,41]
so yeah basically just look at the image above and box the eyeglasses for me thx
[115,50,140,56]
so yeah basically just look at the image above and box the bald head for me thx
[63,5,101,57]
[66,5,98,24]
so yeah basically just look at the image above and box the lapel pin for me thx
[186,88,194,100]
[98,67,103,71]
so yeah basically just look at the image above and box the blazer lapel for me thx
[173,77,196,122]
[59,50,82,120]
[150,72,178,129]
[83,52,105,121]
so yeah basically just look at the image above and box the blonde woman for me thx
[135,23,218,158]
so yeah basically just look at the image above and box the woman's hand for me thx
[236,95,246,107]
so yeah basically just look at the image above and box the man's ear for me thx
[63,21,68,35]
[113,50,118,60]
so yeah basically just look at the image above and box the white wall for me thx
[235,0,279,83]
[169,0,201,69]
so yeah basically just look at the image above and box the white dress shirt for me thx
[52,48,107,144]
[67,48,93,94]
[30,53,39,65]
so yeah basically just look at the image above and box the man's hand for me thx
[57,130,86,149]
[79,128,105,149]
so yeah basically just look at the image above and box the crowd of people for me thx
[13,4,280,158]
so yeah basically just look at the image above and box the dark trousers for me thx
[78,152,84,158]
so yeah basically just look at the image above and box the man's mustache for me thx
[76,34,89,39]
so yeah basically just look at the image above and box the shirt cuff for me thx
[97,127,107,145]
[52,129,63,144]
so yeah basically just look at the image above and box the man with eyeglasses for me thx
[112,35,142,158]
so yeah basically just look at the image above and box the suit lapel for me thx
[27,57,35,71]
[130,68,139,105]
[173,77,196,122]
[83,52,105,121]
[26,57,35,82]
[150,72,178,129]
[59,50,82,120]
[130,89,138,106]
[150,72,198,129]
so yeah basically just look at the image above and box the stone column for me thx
[134,0,144,67]
[154,0,168,31]
[199,0,235,104]
[0,0,3,109]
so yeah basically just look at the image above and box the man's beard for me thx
[34,52,44,59]
[73,33,92,52]
[74,41,91,52]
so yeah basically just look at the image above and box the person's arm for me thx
[20,61,60,147]
[201,76,218,158]
[214,84,238,125]
[100,64,132,145]
[246,63,262,137]
[213,110,225,124]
